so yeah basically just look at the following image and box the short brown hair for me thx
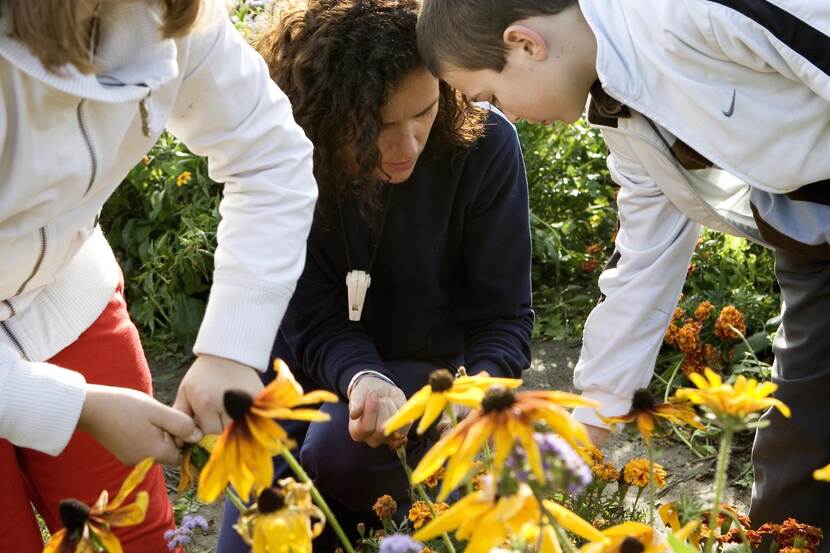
[417,0,576,74]
[0,0,203,74]
[257,0,485,218]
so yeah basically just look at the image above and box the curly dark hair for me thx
[256,0,485,218]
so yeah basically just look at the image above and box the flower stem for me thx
[224,487,247,514]
[704,427,734,553]
[395,447,456,553]
[647,440,656,527]
[281,449,356,553]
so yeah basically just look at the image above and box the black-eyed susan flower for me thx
[234,479,324,553]
[675,368,790,425]
[198,360,338,503]
[411,387,598,500]
[178,435,219,495]
[580,522,665,553]
[43,458,154,553]
[384,369,521,436]
[622,459,666,488]
[604,389,703,444]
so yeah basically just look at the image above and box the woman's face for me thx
[376,67,440,184]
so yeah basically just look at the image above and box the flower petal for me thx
[89,524,125,553]
[42,528,66,553]
[102,492,149,527]
[108,457,154,510]
[416,393,449,435]
[383,386,430,436]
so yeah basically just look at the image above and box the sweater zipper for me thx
[77,100,98,197]
[1,300,29,360]
[15,226,47,297]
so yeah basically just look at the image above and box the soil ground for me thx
[150,340,751,551]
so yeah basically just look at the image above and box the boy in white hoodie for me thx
[0,0,316,550]
[417,0,830,544]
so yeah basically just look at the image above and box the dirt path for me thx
[149,341,751,551]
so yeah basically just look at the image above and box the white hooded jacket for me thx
[572,0,830,426]
[0,2,317,454]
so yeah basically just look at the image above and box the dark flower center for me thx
[59,499,90,533]
[429,369,455,392]
[620,537,646,553]
[223,390,254,422]
[631,389,656,412]
[257,487,286,514]
[482,387,517,413]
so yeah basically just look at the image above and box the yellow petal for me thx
[704,368,722,388]
[411,419,472,484]
[103,491,149,526]
[108,457,154,510]
[42,528,66,553]
[198,428,233,503]
[440,418,494,499]
[490,416,516,476]
[636,413,656,444]
[417,393,449,435]
[89,524,124,553]
[383,386,430,436]
[544,500,605,542]
[296,390,339,406]
[814,463,830,481]
[412,493,479,541]
[674,520,701,542]
[517,423,545,482]
[687,372,709,391]
[770,398,791,418]
[443,387,487,407]
[251,406,331,422]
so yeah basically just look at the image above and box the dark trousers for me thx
[750,249,830,550]
[216,357,456,552]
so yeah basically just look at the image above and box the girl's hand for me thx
[78,384,202,465]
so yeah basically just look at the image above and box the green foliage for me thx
[101,134,220,362]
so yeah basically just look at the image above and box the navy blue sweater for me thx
[274,111,533,398]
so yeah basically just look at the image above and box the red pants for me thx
[0,284,181,553]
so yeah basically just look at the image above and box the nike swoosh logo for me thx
[722,89,736,117]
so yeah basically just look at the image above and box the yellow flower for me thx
[675,368,790,423]
[814,463,830,481]
[414,484,594,553]
[580,522,665,553]
[622,459,666,488]
[411,387,599,500]
[384,369,521,436]
[592,463,621,482]
[604,389,703,444]
[373,495,397,520]
[199,360,338,503]
[176,171,192,186]
[408,501,448,530]
[178,434,219,495]
[234,480,324,553]
[43,458,154,553]
[715,306,746,341]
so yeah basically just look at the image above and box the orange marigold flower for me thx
[43,458,154,553]
[672,307,684,323]
[665,323,680,346]
[423,466,446,489]
[758,519,823,552]
[581,259,600,272]
[373,495,397,520]
[703,344,722,370]
[408,501,448,530]
[715,305,747,341]
[176,171,192,187]
[676,321,703,356]
[587,243,603,255]
[622,459,667,488]
[579,446,605,466]
[695,301,715,322]
[592,463,620,482]
[682,354,707,377]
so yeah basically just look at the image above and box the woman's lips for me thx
[385,160,415,173]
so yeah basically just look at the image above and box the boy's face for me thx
[440,10,597,125]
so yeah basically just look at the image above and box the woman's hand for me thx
[348,376,407,448]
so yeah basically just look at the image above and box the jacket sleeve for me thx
[166,7,317,371]
[454,115,534,379]
[572,137,701,428]
[0,345,87,456]
[278,236,393,400]
[702,1,830,102]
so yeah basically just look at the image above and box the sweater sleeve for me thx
[453,113,534,379]
[0,345,87,456]
[278,233,395,400]
[166,7,317,371]
[572,137,701,428]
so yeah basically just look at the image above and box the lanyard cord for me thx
[337,186,394,273]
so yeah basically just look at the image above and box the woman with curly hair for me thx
[218,0,533,548]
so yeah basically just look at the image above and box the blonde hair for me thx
[1,0,204,74]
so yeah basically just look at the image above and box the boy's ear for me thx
[503,24,548,61]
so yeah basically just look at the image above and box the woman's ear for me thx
[502,24,549,61]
